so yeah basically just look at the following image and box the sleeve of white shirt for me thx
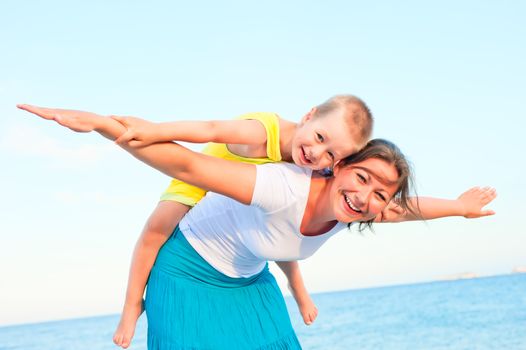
[251,163,298,212]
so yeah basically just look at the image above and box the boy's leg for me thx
[275,261,318,325]
[113,200,190,349]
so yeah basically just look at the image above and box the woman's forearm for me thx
[93,114,127,141]
[402,197,464,221]
[91,115,197,181]
[380,197,464,223]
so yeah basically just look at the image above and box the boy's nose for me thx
[307,149,319,163]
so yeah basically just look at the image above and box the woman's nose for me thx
[354,190,371,210]
[353,193,365,207]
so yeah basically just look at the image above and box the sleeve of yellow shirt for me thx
[159,112,282,206]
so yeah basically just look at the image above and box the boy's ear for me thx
[300,107,317,125]
[332,162,341,176]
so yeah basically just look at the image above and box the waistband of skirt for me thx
[152,225,271,288]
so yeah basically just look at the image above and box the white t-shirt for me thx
[179,162,345,278]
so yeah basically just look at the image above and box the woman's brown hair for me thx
[339,138,420,231]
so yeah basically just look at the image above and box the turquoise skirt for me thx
[145,226,302,349]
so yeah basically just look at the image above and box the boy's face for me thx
[291,108,362,170]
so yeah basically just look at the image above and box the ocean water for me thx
[1,274,525,350]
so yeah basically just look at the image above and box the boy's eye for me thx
[327,151,334,159]
[316,133,324,142]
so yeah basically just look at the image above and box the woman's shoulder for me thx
[258,162,312,181]
[255,163,311,200]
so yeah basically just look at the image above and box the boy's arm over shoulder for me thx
[211,118,267,145]
[223,112,282,159]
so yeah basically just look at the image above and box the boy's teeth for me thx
[302,148,311,162]
[344,194,361,212]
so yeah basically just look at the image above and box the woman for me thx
[19,105,496,349]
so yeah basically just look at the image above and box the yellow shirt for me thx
[160,112,282,206]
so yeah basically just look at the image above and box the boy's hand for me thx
[17,104,99,132]
[458,187,497,218]
[112,115,161,147]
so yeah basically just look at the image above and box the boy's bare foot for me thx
[16,104,101,133]
[113,302,144,349]
[289,284,318,325]
[297,294,318,325]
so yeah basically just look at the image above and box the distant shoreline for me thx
[3,272,525,329]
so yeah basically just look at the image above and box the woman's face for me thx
[330,157,400,223]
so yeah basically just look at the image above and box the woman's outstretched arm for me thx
[376,187,497,223]
[17,104,256,204]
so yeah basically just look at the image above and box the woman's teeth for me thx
[344,194,361,212]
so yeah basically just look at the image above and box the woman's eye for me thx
[376,192,387,202]
[357,174,366,183]
[316,133,324,142]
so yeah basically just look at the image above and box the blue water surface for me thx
[1,274,525,349]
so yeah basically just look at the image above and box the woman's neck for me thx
[300,174,337,236]
[279,118,297,162]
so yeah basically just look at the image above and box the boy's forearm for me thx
[157,119,267,145]
[156,121,218,143]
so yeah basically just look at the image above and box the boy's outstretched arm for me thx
[377,187,497,223]
[112,116,268,148]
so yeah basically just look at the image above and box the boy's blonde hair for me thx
[314,95,373,147]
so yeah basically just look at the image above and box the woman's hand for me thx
[112,115,163,147]
[458,186,497,218]
[17,104,101,132]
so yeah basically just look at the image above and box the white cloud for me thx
[53,190,153,206]
[0,123,119,166]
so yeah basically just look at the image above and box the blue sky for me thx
[1,0,525,326]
